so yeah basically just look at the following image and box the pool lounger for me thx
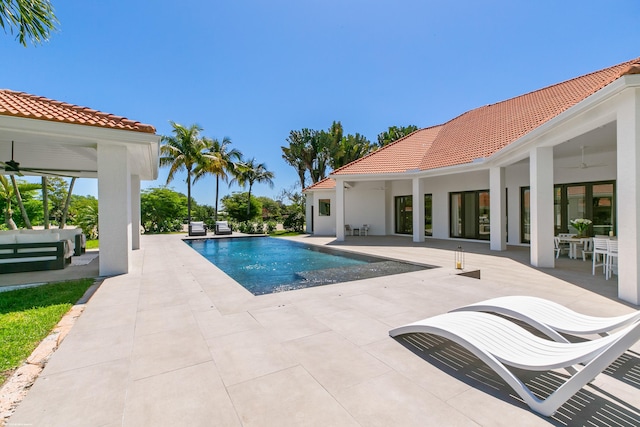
[450,295,640,343]
[390,311,640,417]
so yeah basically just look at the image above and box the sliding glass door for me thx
[450,190,490,240]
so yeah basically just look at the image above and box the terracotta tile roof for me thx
[304,176,336,191]
[329,56,640,179]
[332,126,441,175]
[0,89,156,133]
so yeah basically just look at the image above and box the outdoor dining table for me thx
[557,236,591,259]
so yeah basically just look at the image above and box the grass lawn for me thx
[0,279,94,386]
[85,239,99,250]
[270,230,304,236]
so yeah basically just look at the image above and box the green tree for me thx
[230,158,275,217]
[71,195,99,239]
[0,0,58,46]
[221,192,261,222]
[256,196,283,221]
[282,121,342,188]
[279,187,305,232]
[281,134,308,190]
[194,136,242,222]
[0,176,41,229]
[160,122,208,223]
[140,187,188,233]
[377,125,418,147]
[330,133,374,170]
[46,176,68,225]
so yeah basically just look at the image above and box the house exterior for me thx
[0,89,161,276]
[304,57,640,305]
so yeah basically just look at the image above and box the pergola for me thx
[0,90,161,276]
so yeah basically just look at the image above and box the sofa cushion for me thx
[0,234,16,244]
[16,233,60,244]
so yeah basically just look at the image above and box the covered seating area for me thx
[0,89,161,277]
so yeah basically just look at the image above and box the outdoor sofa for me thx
[0,231,74,273]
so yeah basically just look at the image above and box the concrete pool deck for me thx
[6,233,640,426]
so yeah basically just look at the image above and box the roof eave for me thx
[486,74,640,167]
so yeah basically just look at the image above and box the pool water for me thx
[184,237,429,295]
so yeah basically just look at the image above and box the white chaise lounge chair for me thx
[450,295,640,343]
[389,311,640,416]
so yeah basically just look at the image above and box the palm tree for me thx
[231,158,275,217]
[0,0,58,46]
[194,137,242,222]
[160,122,208,223]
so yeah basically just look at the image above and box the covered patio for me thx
[306,57,640,304]
[0,90,161,276]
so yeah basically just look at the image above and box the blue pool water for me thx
[184,237,429,295]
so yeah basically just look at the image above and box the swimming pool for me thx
[184,237,430,295]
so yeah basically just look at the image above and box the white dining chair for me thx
[554,236,569,259]
[592,238,609,276]
[581,238,593,262]
[606,239,618,280]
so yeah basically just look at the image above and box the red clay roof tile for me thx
[0,89,156,133]
[332,126,442,175]
[329,57,640,178]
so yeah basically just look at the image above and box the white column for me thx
[412,177,425,242]
[616,87,640,304]
[131,175,141,250]
[530,147,555,267]
[490,167,507,251]
[98,144,132,275]
[305,193,313,234]
[336,179,345,241]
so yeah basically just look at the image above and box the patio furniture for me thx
[360,224,369,236]
[345,224,353,236]
[606,239,618,280]
[451,295,640,342]
[592,237,609,276]
[188,221,207,236]
[553,236,570,258]
[214,221,232,235]
[390,311,640,416]
[0,232,72,273]
[581,238,593,262]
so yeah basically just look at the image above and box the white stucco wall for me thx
[309,190,336,235]
[344,181,386,235]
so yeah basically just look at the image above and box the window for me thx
[424,194,433,236]
[450,190,490,240]
[395,195,412,234]
[520,180,615,243]
[318,199,330,216]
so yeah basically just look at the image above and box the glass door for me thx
[395,195,413,234]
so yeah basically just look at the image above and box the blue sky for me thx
[2,0,639,206]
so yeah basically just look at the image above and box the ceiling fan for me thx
[0,140,93,177]
[564,146,607,169]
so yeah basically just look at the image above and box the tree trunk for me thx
[59,177,76,229]
[10,175,32,229]
[187,169,192,223]
[4,205,17,229]
[214,175,220,222]
[246,183,252,217]
[42,176,49,229]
